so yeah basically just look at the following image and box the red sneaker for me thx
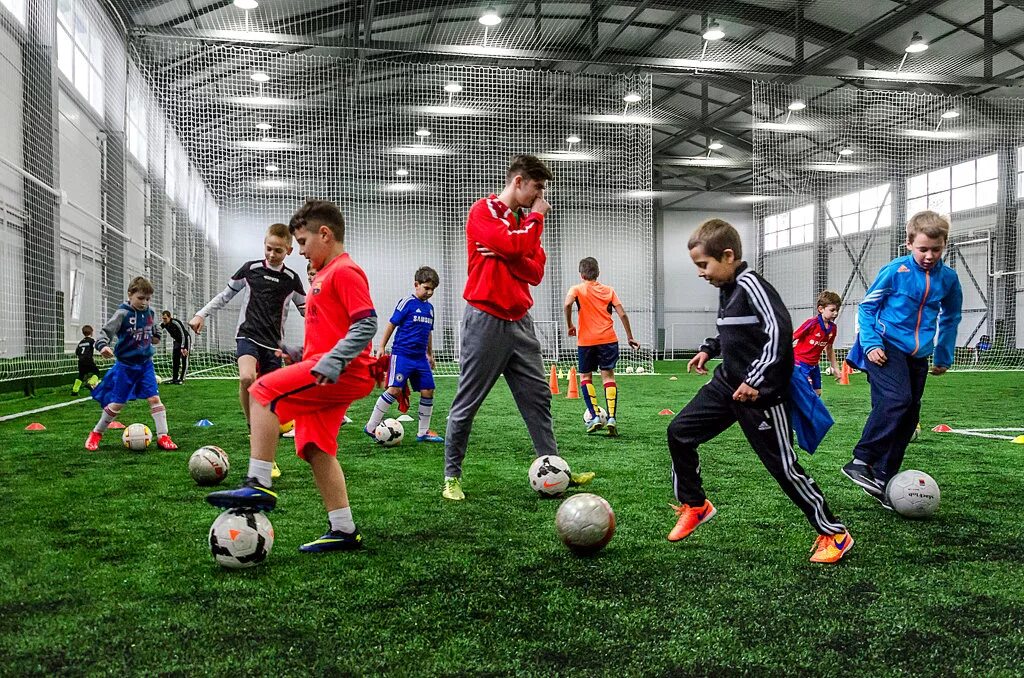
[156,434,178,450]
[667,499,717,541]
[84,431,102,451]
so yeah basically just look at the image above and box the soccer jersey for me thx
[76,337,96,364]
[568,280,621,347]
[304,253,376,375]
[389,295,434,358]
[197,259,306,350]
[793,315,837,365]
[95,303,160,365]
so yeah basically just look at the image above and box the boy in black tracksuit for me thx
[667,219,853,564]
[73,325,101,395]
[161,311,192,384]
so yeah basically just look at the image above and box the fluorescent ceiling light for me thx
[234,139,304,151]
[384,182,418,193]
[223,96,302,108]
[805,162,865,173]
[787,99,806,111]
[735,195,781,203]
[579,114,660,125]
[415,128,432,137]
[255,122,273,131]
[479,6,501,26]
[659,156,748,168]
[264,163,278,172]
[444,82,463,94]
[622,93,642,104]
[535,151,599,162]
[260,179,290,189]
[941,109,960,119]
[388,145,453,156]
[566,135,581,144]
[395,168,409,177]
[708,140,724,151]
[901,128,971,140]
[905,31,928,53]
[753,121,820,133]
[838,147,854,156]
[250,71,270,83]
[702,21,725,41]
[233,0,258,9]
[409,105,485,117]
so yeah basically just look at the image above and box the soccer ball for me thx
[528,454,572,497]
[375,418,404,447]
[188,445,230,486]
[625,366,635,374]
[555,493,616,555]
[583,407,608,426]
[208,509,274,569]
[635,366,646,374]
[155,375,164,384]
[122,423,152,451]
[885,469,940,518]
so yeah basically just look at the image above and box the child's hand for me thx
[867,348,887,366]
[428,355,435,370]
[732,382,759,402]
[100,347,114,359]
[930,366,948,376]
[628,338,640,350]
[475,242,498,258]
[188,316,204,334]
[687,351,710,375]
[567,325,577,337]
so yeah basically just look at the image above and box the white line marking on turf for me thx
[939,429,1017,440]
[0,397,92,423]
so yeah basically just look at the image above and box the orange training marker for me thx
[548,365,560,394]
[24,422,46,431]
[932,424,952,433]
[838,362,850,386]
[566,367,579,399]
[658,409,675,416]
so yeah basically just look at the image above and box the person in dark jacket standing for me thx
[161,311,192,384]
[667,218,852,564]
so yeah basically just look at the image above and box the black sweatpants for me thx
[667,374,846,536]
[172,345,189,383]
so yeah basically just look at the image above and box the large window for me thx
[824,183,892,237]
[763,204,814,252]
[126,67,148,165]
[907,154,998,216]
[0,0,25,24]
[56,0,105,116]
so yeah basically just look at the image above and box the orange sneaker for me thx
[809,531,854,563]
[667,499,717,541]
[156,434,178,450]
[84,431,102,451]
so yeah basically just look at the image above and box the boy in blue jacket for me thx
[843,211,962,507]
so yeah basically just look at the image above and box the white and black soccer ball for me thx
[375,418,404,447]
[624,366,635,374]
[583,407,609,426]
[635,366,646,374]
[555,493,616,555]
[208,509,274,569]
[529,454,572,496]
[886,469,940,518]
[122,423,152,451]
[188,445,230,486]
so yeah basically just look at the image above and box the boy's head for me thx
[82,325,93,337]
[414,266,440,301]
[264,223,293,268]
[579,257,600,281]
[289,200,345,269]
[687,219,743,287]
[816,290,842,323]
[161,310,171,324]
[906,210,949,271]
[505,155,552,208]
[127,276,154,311]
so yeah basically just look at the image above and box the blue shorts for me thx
[389,353,435,391]
[92,361,159,407]
[237,338,282,375]
[796,362,822,390]
[577,342,620,373]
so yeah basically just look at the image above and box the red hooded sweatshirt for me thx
[463,195,547,321]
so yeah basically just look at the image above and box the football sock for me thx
[418,397,434,436]
[150,404,168,436]
[604,382,617,418]
[248,459,274,487]
[93,405,121,433]
[366,392,396,431]
[581,379,598,418]
[72,378,83,394]
[328,506,355,533]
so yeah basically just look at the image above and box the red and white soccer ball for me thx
[208,509,274,569]
[188,445,230,486]
[375,418,404,447]
[528,455,572,497]
[583,407,608,427]
[886,469,940,518]
[555,493,616,555]
[121,423,152,451]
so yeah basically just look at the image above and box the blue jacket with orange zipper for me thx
[854,254,963,368]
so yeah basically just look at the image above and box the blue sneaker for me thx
[417,430,444,443]
[206,477,278,512]
[299,526,363,552]
[364,426,383,445]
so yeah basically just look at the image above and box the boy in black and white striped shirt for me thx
[666,218,853,564]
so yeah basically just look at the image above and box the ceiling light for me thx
[255,122,272,131]
[787,99,806,111]
[479,6,501,26]
[250,71,270,83]
[905,31,928,53]
[385,182,418,193]
[838,147,854,156]
[264,163,278,172]
[566,135,581,144]
[941,109,960,119]
[708,140,724,150]
[444,82,463,94]
[622,93,642,104]
[233,0,258,9]
[702,21,725,41]
[415,128,432,137]
[395,168,409,177]
[261,136,275,143]
[260,179,289,189]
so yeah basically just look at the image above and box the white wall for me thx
[0,17,25,358]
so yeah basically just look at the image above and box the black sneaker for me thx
[206,477,278,511]
[299,526,363,553]
[842,460,884,498]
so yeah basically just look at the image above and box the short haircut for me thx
[161,310,171,319]
[688,219,743,260]
[906,210,950,243]
[817,290,842,309]
[82,325,93,336]
[415,266,440,287]
[266,222,292,243]
[290,199,345,242]
[127,276,154,296]
[579,257,600,281]
[506,154,553,184]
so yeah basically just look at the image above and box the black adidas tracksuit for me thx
[162,316,192,383]
[668,263,845,536]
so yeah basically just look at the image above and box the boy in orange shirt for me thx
[564,257,640,436]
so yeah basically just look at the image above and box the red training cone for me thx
[658,409,675,416]
[932,424,953,433]
[548,365,560,395]
[566,367,579,399]
[24,422,46,431]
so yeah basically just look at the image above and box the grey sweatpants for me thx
[444,305,557,478]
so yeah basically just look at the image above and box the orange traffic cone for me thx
[566,367,579,399]
[548,365,560,394]
[838,362,851,385]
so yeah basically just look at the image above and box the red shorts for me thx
[248,359,374,460]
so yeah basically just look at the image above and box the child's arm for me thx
[190,268,247,333]
[736,277,789,397]
[151,317,161,346]
[377,321,398,356]
[688,335,720,375]
[292,276,307,317]
[95,310,127,359]
[858,264,896,364]
[613,303,640,349]
[427,333,435,370]
[825,344,840,376]
[467,200,543,262]
[312,316,378,384]
[932,275,964,373]
[563,287,577,336]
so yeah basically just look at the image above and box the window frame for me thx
[906,154,999,216]
[763,204,815,253]
[824,183,893,238]
[56,0,105,117]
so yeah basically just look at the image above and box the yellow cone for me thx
[1011,435,1024,444]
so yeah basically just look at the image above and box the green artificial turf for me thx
[1,363,1022,675]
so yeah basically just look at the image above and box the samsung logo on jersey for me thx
[262,275,280,282]
[413,316,432,324]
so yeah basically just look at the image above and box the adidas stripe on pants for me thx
[667,374,845,536]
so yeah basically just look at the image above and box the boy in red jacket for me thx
[442,155,595,500]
